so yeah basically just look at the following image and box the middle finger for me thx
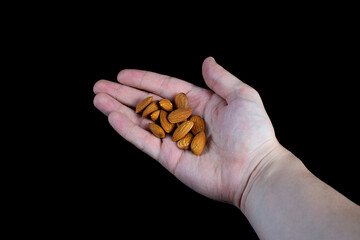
[93,79,162,108]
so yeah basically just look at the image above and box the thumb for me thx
[202,57,245,103]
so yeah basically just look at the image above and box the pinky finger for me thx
[108,111,161,160]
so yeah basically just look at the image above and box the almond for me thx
[148,123,165,138]
[174,92,188,109]
[150,110,160,122]
[134,92,206,155]
[135,96,153,114]
[189,115,205,135]
[160,110,175,133]
[142,101,159,119]
[159,99,173,112]
[191,131,206,155]
[172,121,193,142]
[168,109,192,123]
[177,132,193,150]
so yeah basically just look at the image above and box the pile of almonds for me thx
[135,93,206,155]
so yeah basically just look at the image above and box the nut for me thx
[148,123,165,138]
[135,96,153,114]
[159,99,173,112]
[174,92,188,109]
[135,94,207,155]
[191,131,206,155]
[177,132,193,150]
[168,109,192,123]
[142,101,159,119]
[172,121,194,142]
[189,115,205,135]
[150,110,160,122]
[160,110,175,133]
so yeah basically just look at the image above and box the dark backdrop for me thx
[35,14,359,238]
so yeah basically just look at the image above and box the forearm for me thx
[240,146,360,240]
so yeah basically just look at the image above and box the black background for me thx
[20,8,359,238]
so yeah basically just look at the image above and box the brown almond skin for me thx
[191,131,206,155]
[189,115,205,135]
[142,101,159,119]
[174,93,188,109]
[135,96,153,114]
[168,109,192,123]
[172,121,194,142]
[160,110,175,133]
[150,110,160,122]
[148,123,165,138]
[177,132,194,150]
[159,99,173,112]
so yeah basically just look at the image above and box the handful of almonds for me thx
[135,93,206,155]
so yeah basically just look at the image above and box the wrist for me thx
[237,144,300,212]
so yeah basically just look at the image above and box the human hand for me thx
[93,57,282,208]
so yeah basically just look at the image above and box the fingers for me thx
[93,92,152,129]
[94,92,183,171]
[202,57,245,103]
[93,92,122,116]
[108,111,161,160]
[117,69,195,99]
[93,79,162,108]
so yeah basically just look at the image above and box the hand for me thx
[93,57,281,207]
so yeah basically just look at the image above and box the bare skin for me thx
[93,57,360,239]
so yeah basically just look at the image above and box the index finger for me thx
[117,69,195,99]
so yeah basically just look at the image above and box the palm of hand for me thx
[94,57,277,205]
[173,87,276,204]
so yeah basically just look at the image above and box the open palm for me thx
[93,57,280,206]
